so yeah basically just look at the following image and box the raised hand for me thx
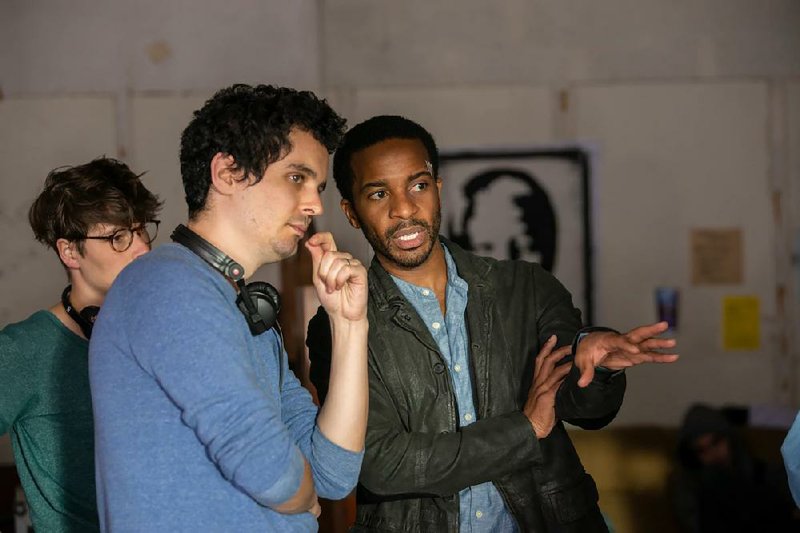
[575,321,679,387]
[305,232,368,322]
[523,335,573,438]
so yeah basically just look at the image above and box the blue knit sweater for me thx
[89,244,362,532]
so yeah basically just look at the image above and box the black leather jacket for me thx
[307,238,624,532]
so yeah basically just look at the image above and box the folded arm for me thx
[359,364,541,497]
[281,358,364,500]
[530,265,627,426]
[308,309,542,498]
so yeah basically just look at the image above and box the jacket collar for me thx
[367,236,494,312]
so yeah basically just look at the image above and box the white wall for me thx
[0,97,117,323]
[1,0,321,94]
[318,0,800,427]
[321,0,800,86]
[572,81,778,423]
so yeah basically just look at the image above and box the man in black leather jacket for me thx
[307,115,678,532]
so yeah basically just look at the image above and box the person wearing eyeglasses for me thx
[0,157,162,532]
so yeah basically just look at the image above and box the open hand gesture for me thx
[574,321,678,387]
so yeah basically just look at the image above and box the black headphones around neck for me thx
[170,224,281,336]
[61,285,99,339]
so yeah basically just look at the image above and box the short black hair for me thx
[332,115,439,204]
[28,157,162,256]
[180,84,346,218]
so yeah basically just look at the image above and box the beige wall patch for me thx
[691,228,743,285]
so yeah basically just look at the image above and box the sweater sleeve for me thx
[279,351,363,499]
[120,263,307,508]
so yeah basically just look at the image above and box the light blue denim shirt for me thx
[781,410,800,506]
[390,244,518,533]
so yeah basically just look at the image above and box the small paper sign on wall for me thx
[691,228,743,285]
[722,296,760,350]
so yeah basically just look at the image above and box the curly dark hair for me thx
[332,115,439,204]
[180,84,347,218]
[28,157,163,255]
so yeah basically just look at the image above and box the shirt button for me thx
[422,289,430,296]
[432,322,441,330]
[454,364,462,372]
[464,413,473,422]
[475,510,483,519]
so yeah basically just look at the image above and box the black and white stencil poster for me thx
[440,147,594,325]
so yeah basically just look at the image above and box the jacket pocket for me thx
[542,473,600,524]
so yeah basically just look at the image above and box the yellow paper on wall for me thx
[722,296,760,350]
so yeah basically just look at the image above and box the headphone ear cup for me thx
[172,225,281,336]
[236,281,281,335]
[79,306,101,325]
[248,281,281,329]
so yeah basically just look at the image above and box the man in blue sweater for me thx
[90,84,369,531]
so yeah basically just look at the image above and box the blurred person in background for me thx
[671,403,799,533]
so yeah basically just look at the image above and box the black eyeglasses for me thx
[81,220,160,252]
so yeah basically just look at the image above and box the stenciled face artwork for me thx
[452,168,556,271]
[342,137,443,271]
[235,128,330,264]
